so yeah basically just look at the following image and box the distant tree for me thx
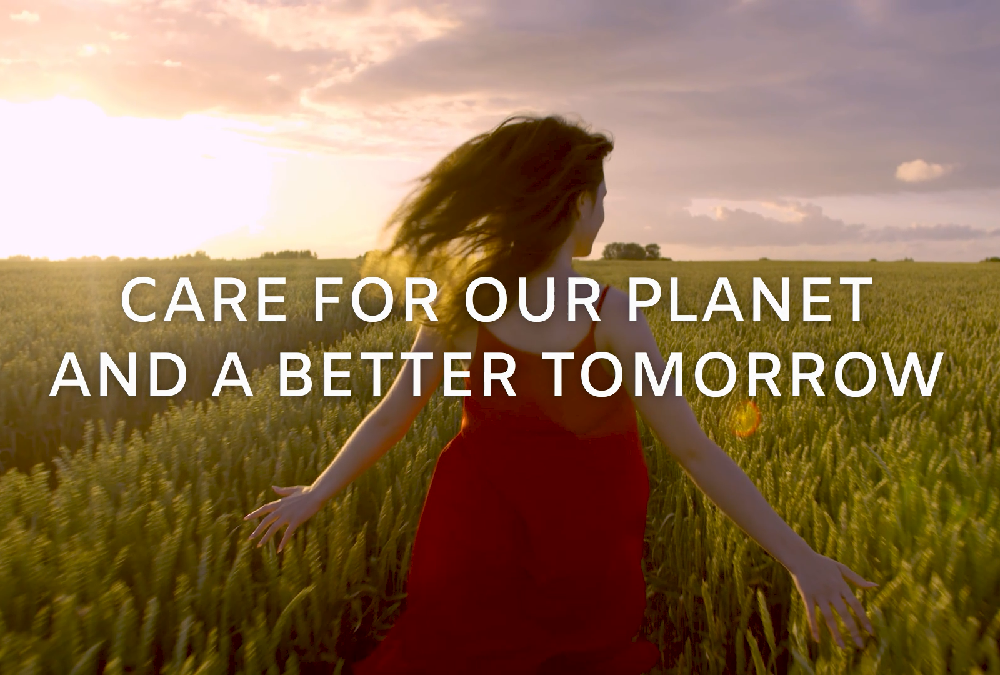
[173,250,210,260]
[6,255,31,261]
[601,242,649,260]
[981,256,1000,262]
[644,243,661,260]
[260,249,318,259]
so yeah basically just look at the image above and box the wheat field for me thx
[0,259,997,674]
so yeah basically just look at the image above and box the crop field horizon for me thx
[0,258,997,674]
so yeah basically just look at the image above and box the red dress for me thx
[353,285,660,675]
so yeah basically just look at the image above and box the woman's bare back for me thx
[447,279,615,376]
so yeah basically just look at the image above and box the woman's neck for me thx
[527,245,579,284]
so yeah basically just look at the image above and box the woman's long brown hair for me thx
[362,113,614,346]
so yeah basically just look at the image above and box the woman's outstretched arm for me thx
[599,287,876,649]
[245,323,448,551]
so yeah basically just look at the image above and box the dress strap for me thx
[595,284,610,314]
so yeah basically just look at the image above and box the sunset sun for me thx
[0,96,278,259]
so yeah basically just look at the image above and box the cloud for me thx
[633,201,1000,248]
[302,0,1000,195]
[220,0,459,55]
[0,0,464,121]
[863,222,1000,243]
[661,202,865,247]
[895,159,954,183]
[78,44,111,58]
[1,0,999,197]
[9,11,39,23]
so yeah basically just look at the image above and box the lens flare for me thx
[730,399,761,438]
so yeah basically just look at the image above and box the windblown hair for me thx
[363,113,613,345]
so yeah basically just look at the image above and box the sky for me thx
[1,0,999,262]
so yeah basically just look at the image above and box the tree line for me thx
[601,242,669,260]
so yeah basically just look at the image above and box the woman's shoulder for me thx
[597,283,629,319]
[594,284,647,354]
[449,321,479,354]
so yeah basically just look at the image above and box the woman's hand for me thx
[244,485,324,552]
[788,551,877,648]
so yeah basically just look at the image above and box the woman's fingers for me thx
[819,602,846,649]
[843,590,874,634]
[244,487,312,550]
[831,595,863,647]
[797,558,877,649]
[278,523,298,553]
[259,517,285,547]
[249,511,281,541]
[243,501,278,521]
[805,598,820,642]
[838,562,878,588]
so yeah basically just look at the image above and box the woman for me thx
[245,114,876,674]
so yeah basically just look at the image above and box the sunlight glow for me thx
[0,96,279,260]
[730,399,761,438]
